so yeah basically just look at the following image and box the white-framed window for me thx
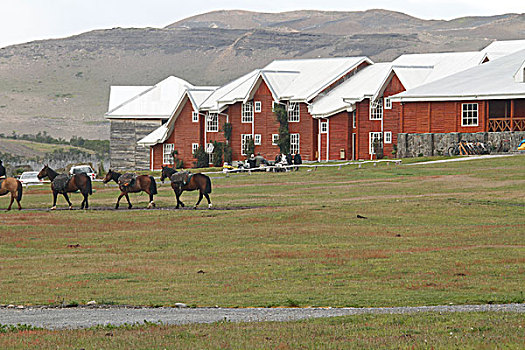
[462,103,478,126]
[369,132,382,154]
[163,143,174,164]
[254,134,261,145]
[272,101,279,111]
[241,134,253,155]
[206,113,218,132]
[384,97,392,109]
[384,131,392,144]
[288,103,300,122]
[192,143,199,155]
[254,101,262,113]
[192,111,199,123]
[320,121,328,133]
[352,110,356,129]
[272,134,279,145]
[242,102,254,123]
[370,99,383,120]
[207,143,214,163]
[290,133,300,154]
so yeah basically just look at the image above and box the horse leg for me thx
[194,192,204,209]
[174,189,182,209]
[115,192,125,209]
[7,193,14,211]
[51,191,58,210]
[204,193,212,209]
[125,193,132,209]
[146,190,155,209]
[63,193,73,210]
[81,193,89,210]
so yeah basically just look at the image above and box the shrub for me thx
[193,146,209,168]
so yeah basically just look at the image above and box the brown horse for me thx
[160,166,212,209]
[103,169,157,209]
[37,165,92,210]
[0,177,23,210]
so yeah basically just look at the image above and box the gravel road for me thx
[0,304,523,330]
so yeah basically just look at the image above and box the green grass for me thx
[0,312,523,349]
[0,155,524,308]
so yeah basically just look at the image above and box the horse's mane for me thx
[46,166,59,180]
[162,167,177,177]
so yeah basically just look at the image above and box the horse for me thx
[160,166,212,209]
[103,169,157,209]
[37,165,92,210]
[0,177,23,210]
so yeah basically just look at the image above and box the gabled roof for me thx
[138,86,216,147]
[309,63,392,117]
[105,76,194,119]
[108,86,151,111]
[392,49,525,102]
[200,70,260,112]
[391,51,487,89]
[481,40,525,60]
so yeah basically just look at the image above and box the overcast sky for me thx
[1,0,523,48]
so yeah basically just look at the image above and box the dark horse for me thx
[0,177,23,210]
[160,166,212,209]
[103,169,157,209]
[37,165,92,210]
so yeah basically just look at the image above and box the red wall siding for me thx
[383,74,406,157]
[252,81,281,159]
[328,112,351,160]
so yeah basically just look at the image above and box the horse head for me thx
[102,169,113,184]
[37,165,49,180]
[160,166,173,182]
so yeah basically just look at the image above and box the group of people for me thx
[243,151,302,171]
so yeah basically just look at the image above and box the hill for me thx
[0,9,523,139]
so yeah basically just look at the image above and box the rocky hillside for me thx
[0,9,523,139]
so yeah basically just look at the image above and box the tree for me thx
[212,141,224,167]
[274,104,290,154]
[193,146,209,168]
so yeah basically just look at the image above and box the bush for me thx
[212,141,224,167]
[274,104,290,154]
[193,146,209,168]
[223,144,232,164]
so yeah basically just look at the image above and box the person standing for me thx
[293,151,302,171]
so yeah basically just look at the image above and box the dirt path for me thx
[0,304,522,330]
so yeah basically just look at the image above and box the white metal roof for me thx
[309,63,392,117]
[392,49,525,102]
[137,124,169,147]
[105,76,194,119]
[481,40,525,60]
[391,51,487,89]
[200,70,260,112]
[108,86,151,111]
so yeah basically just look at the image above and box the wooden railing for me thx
[488,117,525,132]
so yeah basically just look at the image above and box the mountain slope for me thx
[0,9,523,139]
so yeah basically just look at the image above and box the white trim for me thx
[272,134,279,145]
[192,111,199,123]
[192,143,199,155]
[254,134,261,145]
[290,133,300,154]
[254,101,262,113]
[320,121,328,133]
[369,99,383,120]
[242,102,254,123]
[241,134,253,156]
[461,103,479,127]
[287,102,300,122]
[369,132,382,155]
[352,110,357,129]
[206,113,219,132]
[391,93,525,103]
[163,143,174,164]
[384,131,392,144]
[384,97,392,109]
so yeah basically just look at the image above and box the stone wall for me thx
[397,131,525,158]
[109,119,162,170]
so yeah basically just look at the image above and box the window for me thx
[242,102,254,123]
[254,101,262,113]
[369,132,382,154]
[384,97,392,109]
[462,103,478,126]
[352,110,356,129]
[192,143,199,155]
[370,99,383,120]
[272,134,279,145]
[384,131,392,144]
[206,113,218,132]
[290,133,300,154]
[320,121,328,133]
[288,103,300,122]
[254,134,261,145]
[241,134,253,155]
[207,143,214,163]
[192,111,199,123]
[163,143,174,164]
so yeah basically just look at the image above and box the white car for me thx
[70,165,97,180]
[19,171,44,185]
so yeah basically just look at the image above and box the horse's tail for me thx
[86,175,93,195]
[149,176,158,195]
[204,174,212,194]
[16,180,23,202]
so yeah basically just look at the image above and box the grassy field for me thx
[0,156,524,308]
[0,312,523,349]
